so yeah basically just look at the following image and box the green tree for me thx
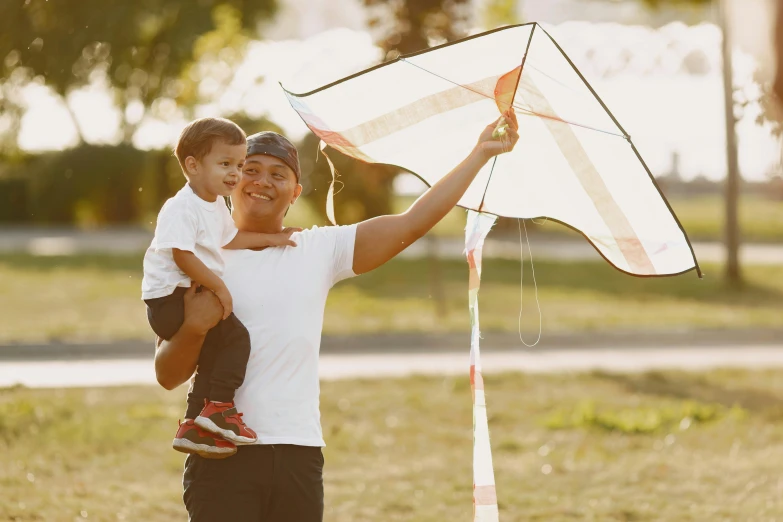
[0,0,277,146]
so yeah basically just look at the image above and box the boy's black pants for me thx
[145,286,251,414]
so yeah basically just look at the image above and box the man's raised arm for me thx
[154,283,222,390]
[352,109,519,275]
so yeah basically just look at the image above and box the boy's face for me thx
[187,141,247,200]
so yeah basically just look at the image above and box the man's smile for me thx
[247,192,272,201]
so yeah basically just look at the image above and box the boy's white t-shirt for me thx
[141,184,238,300]
[225,224,357,447]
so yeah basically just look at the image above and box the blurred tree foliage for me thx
[637,0,711,7]
[0,144,183,225]
[0,0,277,146]
[364,0,472,59]
[482,0,522,30]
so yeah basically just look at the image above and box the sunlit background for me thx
[9,0,782,181]
[3,2,783,520]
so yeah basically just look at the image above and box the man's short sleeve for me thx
[329,224,358,286]
[153,199,199,253]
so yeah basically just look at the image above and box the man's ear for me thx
[291,183,303,204]
[184,156,199,177]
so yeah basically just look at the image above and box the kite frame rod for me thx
[282,23,539,98]
[477,23,537,213]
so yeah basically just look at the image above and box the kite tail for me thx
[318,140,339,226]
[465,210,499,522]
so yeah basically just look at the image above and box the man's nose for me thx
[253,174,273,187]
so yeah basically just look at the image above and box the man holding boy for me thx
[155,109,519,521]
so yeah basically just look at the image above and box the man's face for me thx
[190,141,246,198]
[232,154,302,222]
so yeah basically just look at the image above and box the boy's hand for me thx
[476,108,519,162]
[214,285,233,320]
[264,228,302,248]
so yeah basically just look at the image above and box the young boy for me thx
[142,117,297,459]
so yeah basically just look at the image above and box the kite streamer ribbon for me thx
[465,210,499,522]
[318,140,338,225]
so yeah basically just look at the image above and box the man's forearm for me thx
[351,147,489,275]
[403,147,488,237]
[154,325,206,390]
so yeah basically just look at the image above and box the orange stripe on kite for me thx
[515,73,656,274]
[473,485,498,505]
[302,73,502,152]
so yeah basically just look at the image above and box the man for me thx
[154,110,519,521]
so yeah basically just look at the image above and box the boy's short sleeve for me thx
[329,224,358,286]
[153,198,199,253]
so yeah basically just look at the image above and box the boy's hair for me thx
[174,117,246,173]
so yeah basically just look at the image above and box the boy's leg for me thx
[193,315,255,444]
[144,286,188,341]
[208,314,251,402]
[171,306,239,459]
[185,324,225,419]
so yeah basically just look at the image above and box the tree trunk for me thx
[719,0,742,287]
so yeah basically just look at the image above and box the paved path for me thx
[3,345,783,388]
[1,226,781,264]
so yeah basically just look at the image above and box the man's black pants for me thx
[145,286,251,414]
[183,445,325,521]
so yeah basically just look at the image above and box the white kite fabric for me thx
[282,22,700,277]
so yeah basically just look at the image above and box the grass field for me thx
[3,369,783,521]
[1,252,782,342]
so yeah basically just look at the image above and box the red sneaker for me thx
[172,419,237,459]
[194,401,258,445]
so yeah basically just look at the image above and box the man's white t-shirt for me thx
[224,224,357,447]
[141,184,238,300]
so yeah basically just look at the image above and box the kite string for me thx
[518,218,542,347]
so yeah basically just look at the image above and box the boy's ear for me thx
[184,156,199,177]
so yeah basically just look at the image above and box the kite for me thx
[282,22,701,521]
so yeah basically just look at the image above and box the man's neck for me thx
[233,214,284,235]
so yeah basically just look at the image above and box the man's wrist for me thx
[470,144,492,166]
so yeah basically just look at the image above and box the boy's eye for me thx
[221,162,230,167]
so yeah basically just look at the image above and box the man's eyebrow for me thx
[244,159,288,169]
